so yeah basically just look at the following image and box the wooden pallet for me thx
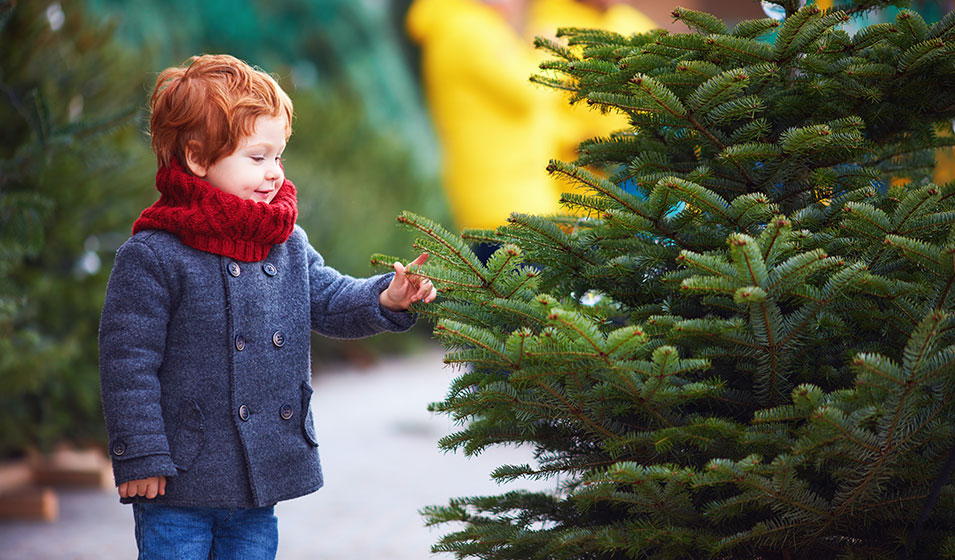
[0,460,32,495]
[0,485,58,521]
[0,446,111,522]
[29,447,112,489]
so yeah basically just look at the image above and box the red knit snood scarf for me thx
[133,159,298,262]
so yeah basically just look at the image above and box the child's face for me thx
[195,115,288,204]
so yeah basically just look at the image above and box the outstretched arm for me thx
[379,253,437,311]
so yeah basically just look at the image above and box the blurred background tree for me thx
[0,0,157,457]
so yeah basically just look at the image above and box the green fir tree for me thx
[0,0,155,455]
[379,1,955,558]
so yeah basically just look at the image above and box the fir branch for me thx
[773,4,823,60]
[891,185,942,233]
[628,73,687,117]
[547,160,695,250]
[529,73,579,93]
[897,38,954,74]
[670,7,728,35]
[732,18,782,40]
[759,216,794,264]
[901,310,947,374]
[929,9,955,41]
[686,68,750,114]
[815,314,952,542]
[504,271,541,300]
[396,211,495,293]
[485,245,520,289]
[706,35,775,64]
[505,213,597,271]
[749,297,791,405]
[896,9,930,45]
[851,22,900,51]
[685,112,758,186]
[776,262,869,352]
[459,231,499,250]
[729,233,769,286]
[853,353,907,389]
[533,35,581,62]
[658,176,736,225]
[548,310,610,363]
[842,202,891,234]
[676,250,736,279]
[810,406,883,455]
[434,320,514,367]
[674,60,721,81]
[532,376,619,438]
[672,318,761,350]
[765,250,833,295]
[642,35,708,59]
[884,235,942,271]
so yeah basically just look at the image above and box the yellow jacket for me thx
[529,0,658,162]
[407,0,564,230]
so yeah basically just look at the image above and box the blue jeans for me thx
[133,503,278,559]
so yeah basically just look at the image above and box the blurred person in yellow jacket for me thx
[407,0,564,233]
[528,0,657,163]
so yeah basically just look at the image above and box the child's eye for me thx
[250,156,265,162]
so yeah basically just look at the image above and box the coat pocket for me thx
[301,381,319,447]
[170,399,205,471]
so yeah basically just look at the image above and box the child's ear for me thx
[184,142,208,177]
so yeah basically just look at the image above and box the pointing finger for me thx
[406,253,429,270]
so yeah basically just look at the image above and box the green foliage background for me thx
[0,0,447,457]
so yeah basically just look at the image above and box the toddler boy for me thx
[99,54,435,559]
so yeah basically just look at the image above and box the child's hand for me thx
[380,253,437,311]
[118,476,166,499]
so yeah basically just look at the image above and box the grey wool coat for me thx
[99,225,415,507]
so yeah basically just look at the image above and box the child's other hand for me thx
[380,253,437,311]
[118,476,166,499]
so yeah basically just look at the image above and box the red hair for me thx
[149,54,293,169]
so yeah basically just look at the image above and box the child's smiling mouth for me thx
[252,188,275,201]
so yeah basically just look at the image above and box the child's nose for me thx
[266,162,282,180]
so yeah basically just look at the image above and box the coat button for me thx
[111,442,126,456]
[228,262,241,277]
[263,263,277,276]
[238,404,250,421]
[280,404,293,420]
[235,335,246,351]
[272,331,285,348]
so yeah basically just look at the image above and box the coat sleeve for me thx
[98,238,179,486]
[305,240,416,338]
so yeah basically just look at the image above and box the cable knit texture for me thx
[133,159,298,262]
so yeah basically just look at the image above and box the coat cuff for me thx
[379,305,417,331]
[109,434,178,485]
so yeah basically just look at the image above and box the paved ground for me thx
[0,348,553,559]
